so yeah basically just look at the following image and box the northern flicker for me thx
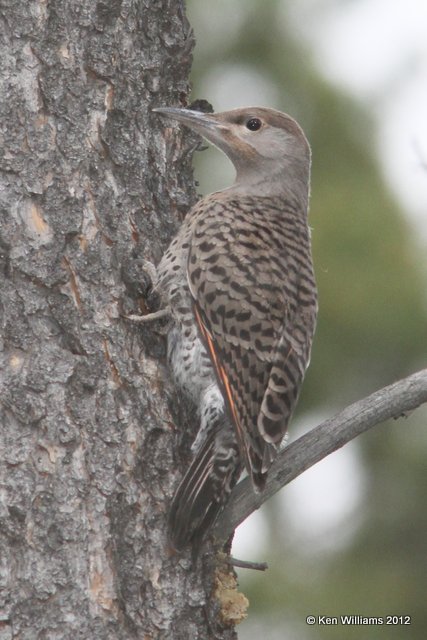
[153,106,317,550]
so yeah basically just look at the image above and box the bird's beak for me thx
[153,107,228,150]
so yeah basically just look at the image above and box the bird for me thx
[152,105,318,550]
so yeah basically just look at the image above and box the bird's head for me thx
[153,105,311,201]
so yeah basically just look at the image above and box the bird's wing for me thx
[187,199,316,487]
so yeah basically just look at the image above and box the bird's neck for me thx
[231,160,310,212]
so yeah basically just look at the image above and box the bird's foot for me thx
[124,307,170,323]
[139,259,158,289]
[121,257,169,329]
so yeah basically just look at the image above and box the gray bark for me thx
[0,1,238,638]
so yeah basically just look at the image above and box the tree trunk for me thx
[0,2,239,638]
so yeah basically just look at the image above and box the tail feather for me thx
[168,417,241,551]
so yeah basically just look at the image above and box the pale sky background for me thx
[288,0,427,244]
[188,0,427,558]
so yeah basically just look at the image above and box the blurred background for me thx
[185,0,427,638]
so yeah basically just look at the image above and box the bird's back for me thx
[187,190,317,485]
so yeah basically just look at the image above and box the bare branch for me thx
[215,368,427,541]
[229,557,268,571]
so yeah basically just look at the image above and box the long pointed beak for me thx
[153,106,251,173]
[153,107,218,133]
[153,107,230,154]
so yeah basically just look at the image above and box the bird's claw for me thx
[124,308,170,323]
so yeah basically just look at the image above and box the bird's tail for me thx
[168,416,242,551]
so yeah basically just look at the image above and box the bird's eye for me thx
[246,118,262,131]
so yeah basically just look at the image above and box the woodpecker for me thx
[153,106,317,550]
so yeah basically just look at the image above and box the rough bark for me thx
[0,2,238,638]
